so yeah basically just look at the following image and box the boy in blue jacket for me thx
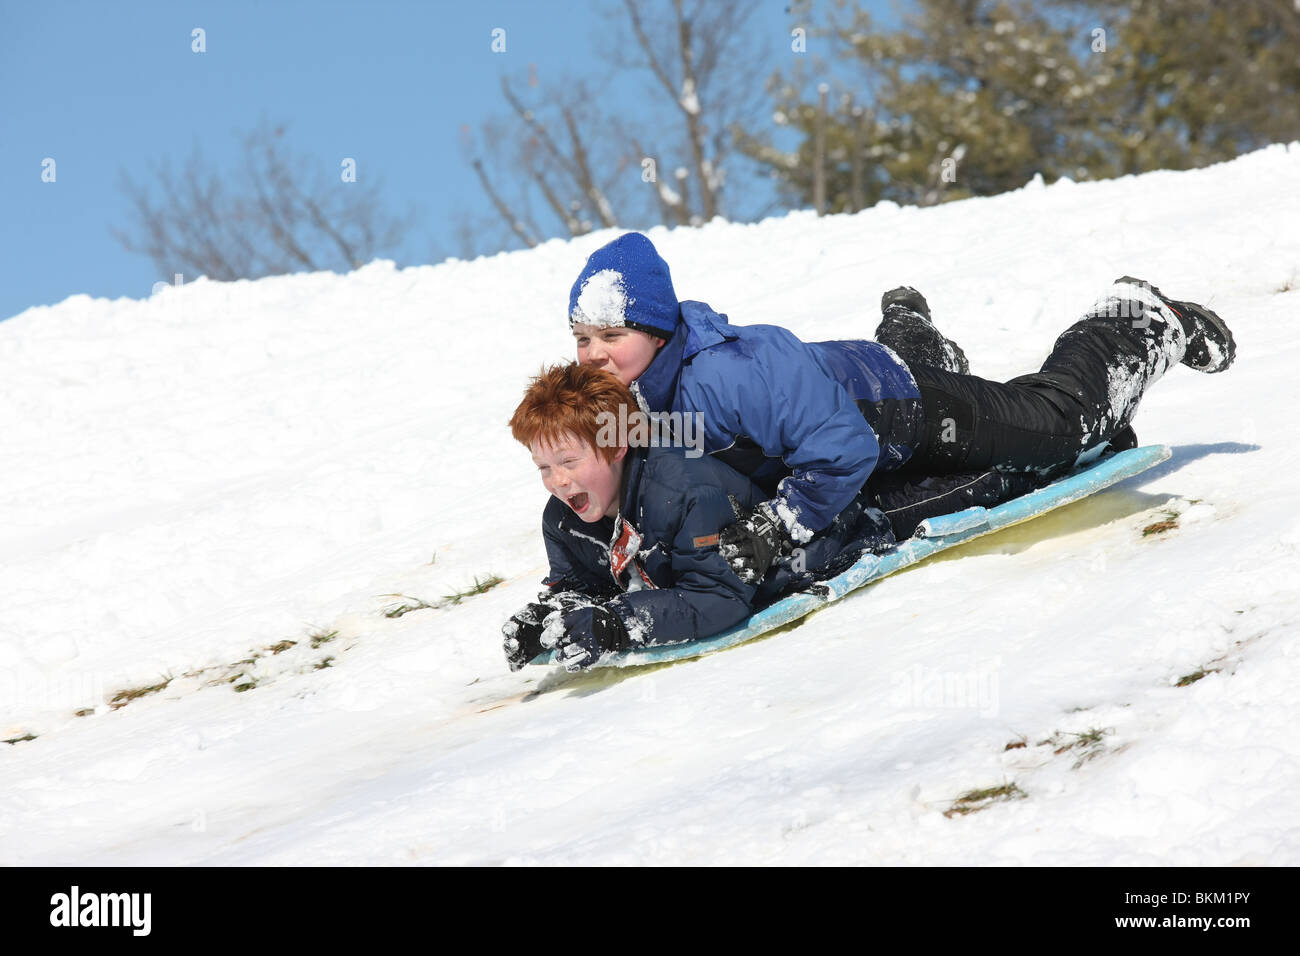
[503,363,892,671]
[567,232,1236,582]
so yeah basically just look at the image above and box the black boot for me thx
[1114,276,1236,373]
[1107,423,1139,452]
[881,285,933,321]
[876,286,971,375]
[1167,299,1236,373]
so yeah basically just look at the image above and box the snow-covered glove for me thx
[501,603,552,671]
[503,591,602,670]
[543,604,629,673]
[539,590,596,616]
[720,501,792,584]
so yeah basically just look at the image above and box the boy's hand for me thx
[502,592,599,670]
[501,603,552,671]
[720,501,791,583]
[540,590,596,616]
[546,605,629,672]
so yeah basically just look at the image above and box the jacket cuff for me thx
[762,496,814,545]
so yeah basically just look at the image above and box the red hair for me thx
[509,363,640,462]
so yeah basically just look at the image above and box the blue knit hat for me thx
[568,232,679,339]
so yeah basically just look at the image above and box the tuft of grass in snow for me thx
[1038,727,1113,768]
[1142,498,1205,537]
[109,675,173,710]
[310,629,339,648]
[1173,625,1256,688]
[205,670,243,688]
[98,623,357,712]
[1176,666,1221,687]
[4,732,38,745]
[381,594,438,618]
[443,573,505,604]
[381,573,506,617]
[1142,512,1179,536]
[944,782,1027,818]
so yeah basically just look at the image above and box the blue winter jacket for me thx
[541,444,894,648]
[630,300,924,542]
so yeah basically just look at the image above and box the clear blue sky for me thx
[0,0,896,320]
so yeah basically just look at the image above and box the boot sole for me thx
[881,286,931,321]
[1171,299,1236,373]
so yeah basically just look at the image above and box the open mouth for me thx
[567,492,590,514]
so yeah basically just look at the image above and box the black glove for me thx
[544,604,629,672]
[502,603,554,671]
[720,501,791,583]
[540,590,596,616]
[503,590,604,671]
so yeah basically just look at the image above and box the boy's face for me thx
[573,323,665,386]
[530,433,628,523]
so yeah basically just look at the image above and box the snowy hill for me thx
[2,144,1299,864]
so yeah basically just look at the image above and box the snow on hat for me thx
[568,232,679,339]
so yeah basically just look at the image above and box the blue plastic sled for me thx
[534,444,1172,669]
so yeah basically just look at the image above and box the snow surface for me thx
[3,144,1300,865]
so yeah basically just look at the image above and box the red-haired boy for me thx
[503,363,891,671]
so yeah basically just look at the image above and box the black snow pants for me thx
[867,281,1187,538]
[896,283,1186,478]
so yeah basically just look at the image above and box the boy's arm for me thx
[504,499,617,671]
[552,482,758,668]
[538,497,618,599]
[692,339,880,543]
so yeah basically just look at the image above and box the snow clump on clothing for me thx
[571,269,630,327]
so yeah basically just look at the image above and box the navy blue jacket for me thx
[630,301,923,542]
[541,444,894,648]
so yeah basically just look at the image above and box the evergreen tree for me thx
[740,0,1300,212]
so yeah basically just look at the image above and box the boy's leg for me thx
[874,286,971,375]
[904,278,1210,476]
[871,468,1043,540]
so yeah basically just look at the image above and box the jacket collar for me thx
[630,300,736,412]
[617,445,648,518]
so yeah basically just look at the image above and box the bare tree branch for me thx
[499,76,583,185]
[471,158,540,248]
[622,0,680,100]
[113,120,411,282]
[561,105,618,228]
[461,0,767,251]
